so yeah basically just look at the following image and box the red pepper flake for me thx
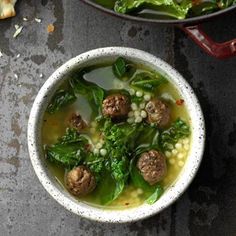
[125,202,130,206]
[176,99,184,106]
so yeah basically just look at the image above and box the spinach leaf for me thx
[112,57,127,78]
[146,185,164,204]
[46,128,88,168]
[135,124,160,147]
[84,153,104,180]
[114,0,192,19]
[189,0,236,16]
[70,74,104,116]
[130,158,154,191]
[220,0,236,8]
[47,89,76,114]
[189,1,218,16]
[130,71,168,93]
[95,171,125,205]
[102,119,131,179]
[112,57,136,80]
[159,118,190,151]
[95,119,139,201]
[129,156,164,204]
[94,0,116,9]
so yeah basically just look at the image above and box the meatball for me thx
[68,113,87,131]
[145,99,170,127]
[102,94,130,118]
[66,166,96,196]
[137,150,167,185]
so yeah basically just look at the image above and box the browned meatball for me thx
[145,99,170,127]
[68,113,87,131]
[66,166,96,196]
[137,150,167,185]
[102,94,130,118]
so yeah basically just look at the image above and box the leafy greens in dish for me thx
[42,57,191,208]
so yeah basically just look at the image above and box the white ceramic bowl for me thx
[28,47,205,223]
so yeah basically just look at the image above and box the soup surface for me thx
[93,0,235,20]
[42,57,191,209]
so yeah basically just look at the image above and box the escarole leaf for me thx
[47,89,76,114]
[70,73,105,117]
[114,0,192,19]
[130,71,168,93]
[45,128,89,168]
[159,118,190,151]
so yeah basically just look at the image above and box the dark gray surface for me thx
[0,1,236,235]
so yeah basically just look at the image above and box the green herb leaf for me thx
[94,171,125,205]
[129,156,164,204]
[112,57,127,78]
[47,89,76,114]
[130,72,168,93]
[130,159,154,192]
[112,57,136,80]
[46,128,88,168]
[146,185,163,204]
[70,74,104,117]
[159,118,190,151]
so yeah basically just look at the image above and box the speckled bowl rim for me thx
[28,47,205,223]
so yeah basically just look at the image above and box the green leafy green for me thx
[114,0,192,19]
[112,57,136,80]
[83,153,104,179]
[92,119,141,204]
[112,57,127,78]
[94,0,116,9]
[94,171,125,205]
[46,128,88,168]
[129,156,164,204]
[96,0,236,19]
[146,185,164,204]
[70,73,104,116]
[102,119,131,178]
[47,89,76,114]
[159,118,190,151]
[130,71,168,93]
[220,0,236,8]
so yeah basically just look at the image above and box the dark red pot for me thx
[81,0,236,59]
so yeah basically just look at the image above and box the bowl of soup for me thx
[28,47,205,223]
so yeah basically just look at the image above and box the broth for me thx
[42,59,191,209]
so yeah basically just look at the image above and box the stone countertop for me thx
[0,1,236,235]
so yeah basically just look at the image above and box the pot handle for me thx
[181,25,236,59]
